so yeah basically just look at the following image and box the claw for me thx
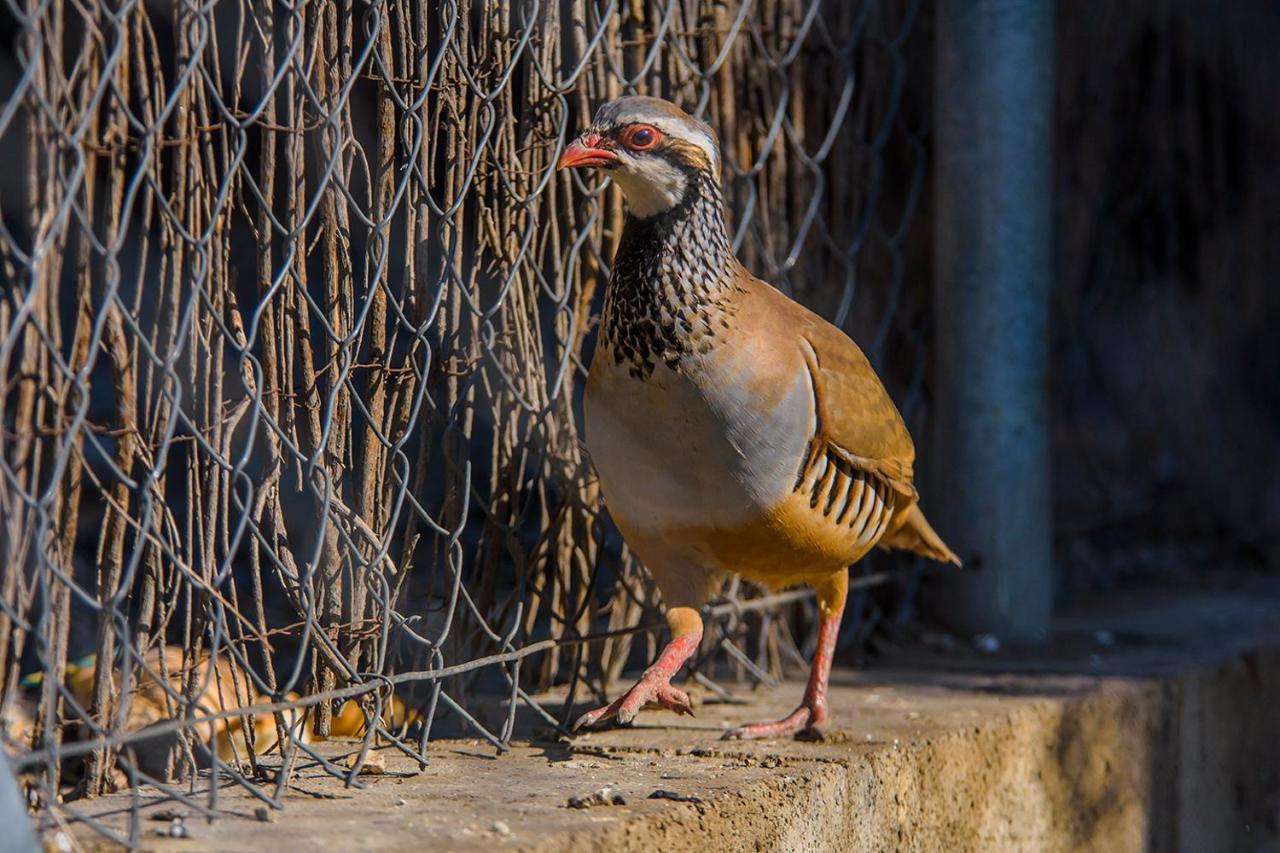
[572,675,694,732]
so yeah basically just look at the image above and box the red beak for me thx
[557,133,619,170]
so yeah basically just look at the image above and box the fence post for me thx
[932,0,1054,643]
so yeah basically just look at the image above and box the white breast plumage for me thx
[584,343,813,540]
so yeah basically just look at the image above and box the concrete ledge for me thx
[558,654,1280,852]
[60,582,1280,851]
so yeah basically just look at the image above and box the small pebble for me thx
[340,751,387,775]
[254,807,273,823]
[567,786,626,809]
[648,789,703,804]
[167,818,190,839]
[150,808,187,822]
[396,798,408,807]
[491,821,511,836]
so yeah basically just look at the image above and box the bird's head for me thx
[557,96,721,219]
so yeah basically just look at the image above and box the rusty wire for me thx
[0,0,928,845]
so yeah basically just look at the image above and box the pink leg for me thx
[573,609,702,731]
[723,572,847,740]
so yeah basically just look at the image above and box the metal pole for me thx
[932,0,1054,643]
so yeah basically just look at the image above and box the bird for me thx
[327,693,420,739]
[558,95,959,740]
[59,646,310,768]
[53,646,414,760]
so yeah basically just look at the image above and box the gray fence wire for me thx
[0,0,928,845]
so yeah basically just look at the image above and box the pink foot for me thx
[725,574,846,741]
[572,673,694,730]
[721,701,825,740]
[572,626,701,731]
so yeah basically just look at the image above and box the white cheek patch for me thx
[681,125,720,178]
[612,154,688,218]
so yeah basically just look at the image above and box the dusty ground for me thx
[49,578,1280,852]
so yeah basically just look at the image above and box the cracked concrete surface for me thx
[58,580,1280,852]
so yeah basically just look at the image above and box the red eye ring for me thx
[625,124,661,150]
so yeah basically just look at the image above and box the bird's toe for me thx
[578,677,694,729]
[571,703,615,732]
[655,683,694,716]
[720,704,816,740]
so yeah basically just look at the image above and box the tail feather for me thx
[880,504,961,567]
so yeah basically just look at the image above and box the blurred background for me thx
[1051,3,1280,594]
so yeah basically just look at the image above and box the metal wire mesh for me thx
[0,0,928,843]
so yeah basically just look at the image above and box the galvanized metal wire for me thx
[0,0,928,844]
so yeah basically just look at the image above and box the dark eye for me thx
[626,125,659,150]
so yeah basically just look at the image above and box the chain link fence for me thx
[0,0,929,843]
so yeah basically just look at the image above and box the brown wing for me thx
[760,284,916,498]
[740,276,960,567]
[791,300,964,566]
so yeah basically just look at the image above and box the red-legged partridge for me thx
[560,96,959,740]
